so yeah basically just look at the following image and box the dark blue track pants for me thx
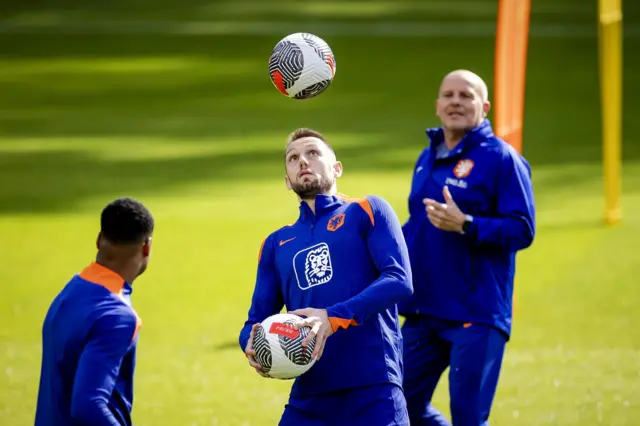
[401,316,507,426]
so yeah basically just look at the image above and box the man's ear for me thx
[483,100,491,117]
[285,175,292,190]
[142,237,152,257]
[333,161,343,178]
[96,232,102,249]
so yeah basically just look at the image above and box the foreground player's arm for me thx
[238,235,285,352]
[464,150,536,251]
[325,196,413,331]
[70,309,138,425]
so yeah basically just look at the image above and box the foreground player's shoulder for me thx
[91,303,140,344]
[345,195,397,227]
[257,222,296,260]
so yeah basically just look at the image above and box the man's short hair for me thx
[100,197,154,244]
[286,128,335,153]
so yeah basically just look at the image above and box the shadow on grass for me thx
[0,21,638,219]
[3,32,638,167]
[0,148,280,215]
[3,143,633,216]
[213,340,240,352]
[0,137,421,215]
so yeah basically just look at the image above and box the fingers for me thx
[244,323,271,378]
[245,323,260,353]
[296,316,317,329]
[255,368,270,378]
[247,353,271,378]
[428,214,453,230]
[302,319,321,348]
[426,205,447,219]
[443,185,454,203]
[296,318,326,360]
[247,354,261,369]
[311,333,324,360]
[245,330,260,367]
[426,205,447,228]
[426,206,458,231]
[428,216,442,229]
[311,325,331,360]
[251,362,270,378]
[249,323,259,340]
[317,327,332,359]
[288,308,310,317]
[286,310,334,361]
[424,199,448,214]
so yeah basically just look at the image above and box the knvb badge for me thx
[453,159,474,178]
[327,213,345,232]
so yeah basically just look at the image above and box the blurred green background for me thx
[1,0,639,425]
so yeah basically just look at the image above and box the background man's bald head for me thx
[440,69,489,103]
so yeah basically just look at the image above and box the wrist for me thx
[460,214,474,234]
[325,305,339,321]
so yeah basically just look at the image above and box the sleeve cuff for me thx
[326,307,358,332]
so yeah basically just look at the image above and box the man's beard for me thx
[291,176,333,200]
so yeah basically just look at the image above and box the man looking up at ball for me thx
[239,128,414,426]
[399,69,535,425]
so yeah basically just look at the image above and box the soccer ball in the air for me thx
[252,313,317,379]
[268,32,336,99]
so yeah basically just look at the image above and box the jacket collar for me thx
[426,119,495,158]
[298,194,345,224]
[79,262,133,295]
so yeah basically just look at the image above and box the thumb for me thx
[443,186,455,205]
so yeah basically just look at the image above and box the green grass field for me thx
[1,0,639,424]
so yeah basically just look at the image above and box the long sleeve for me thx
[70,310,137,426]
[238,236,285,352]
[465,149,536,252]
[326,196,413,331]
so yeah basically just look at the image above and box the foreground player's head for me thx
[436,69,490,133]
[284,128,343,201]
[96,197,155,281]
